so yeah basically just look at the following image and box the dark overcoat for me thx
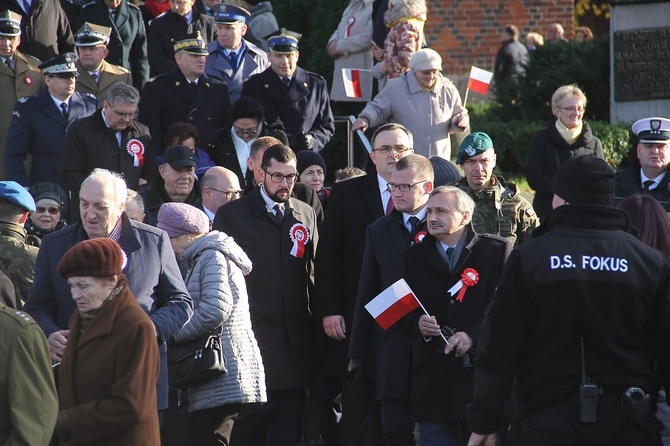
[212,187,318,390]
[241,66,335,152]
[138,67,230,154]
[57,281,160,445]
[401,229,511,421]
[614,163,670,210]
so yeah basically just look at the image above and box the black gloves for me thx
[347,357,365,382]
[289,133,314,152]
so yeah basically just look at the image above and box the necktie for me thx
[190,81,197,92]
[273,204,283,225]
[642,180,655,193]
[91,72,98,83]
[3,57,13,72]
[385,195,394,215]
[60,102,69,120]
[229,51,237,70]
[445,247,454,261]
[22,0,31,13]
[408,216,420,234]
[282,77,290,87]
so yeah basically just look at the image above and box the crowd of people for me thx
[0,0,670,445]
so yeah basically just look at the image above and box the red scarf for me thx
[144,0,170,18]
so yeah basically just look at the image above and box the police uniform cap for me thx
[264,28,301,53]
[173,31,208,55]
[163,145,197,169]
[456,132,494,164]
[38,52,79,77]
[632,117,670,144]
[0,181,36,212]
[212,3,250,24]
[0,10,21,37]
[75,22,111,47]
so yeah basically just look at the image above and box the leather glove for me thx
[347,357,365,382]
[290,133,314,152]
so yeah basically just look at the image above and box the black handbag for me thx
[168,328,227,389]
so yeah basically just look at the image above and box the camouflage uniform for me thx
[0,221,38,307]
[456,175,539,246]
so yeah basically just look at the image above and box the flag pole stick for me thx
[463,87,470,108]
[414,294,451,345]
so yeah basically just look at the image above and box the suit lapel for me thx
[363,173,384,219]
[282,67,309,113]
[68,94,88,125]
[170,69,194,106]
[37,90,66,124]
[114,0,130,30]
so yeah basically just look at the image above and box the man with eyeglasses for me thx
[614,117,670,210]
[60,81,156,223]
[455,132,538,246]
[200,165,241,222]
[313,123,414,445]
[4,52,97,187]
[213,143,318,445]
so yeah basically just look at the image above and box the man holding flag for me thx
[348,154,434,445]
[400,186,511,445]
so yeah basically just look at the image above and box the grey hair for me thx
[104,82,140,107]
[430,185,475,219]
[551,84,587,110]
[125,188,144,215]
[82,168,127,208]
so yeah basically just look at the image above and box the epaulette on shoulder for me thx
[306,71,326,81]
[0,308,35,327]
[127,2,140,11]
[18,95,36,104]
[81,1,96,8]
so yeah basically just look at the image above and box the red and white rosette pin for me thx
[345,16,355,38]
[126,139,145,167]
[24,75,33,86]
[289,223,310,258]
[414,230,427,244]
[447,268,479,303]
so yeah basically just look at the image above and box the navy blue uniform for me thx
[138,67,230,155]
[3,89,97,186]
[241,66,334,152]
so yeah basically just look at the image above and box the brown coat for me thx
[56,279,160,445]
[75,59,133,105]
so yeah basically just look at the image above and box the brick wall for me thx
[425,0,574,77]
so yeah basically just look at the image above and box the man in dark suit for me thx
[312,123,414,445]
[147,0,216,75]
[213,144,318,445]
[241,29,334,152]
[4,52,97,186]
[205,3,268,105]
[402,186,511,445]
[139,32,230,155]
[76,0,149,91]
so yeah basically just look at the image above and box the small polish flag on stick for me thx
[464,66,493,106]
[342,68,364,99]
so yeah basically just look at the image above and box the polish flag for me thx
[365,279,419,330]
[468,66,493,95]
[342,68,363,99]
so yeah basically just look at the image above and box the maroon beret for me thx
[57,238,126,279]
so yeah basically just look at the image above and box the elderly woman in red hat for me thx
[55,238,160,445]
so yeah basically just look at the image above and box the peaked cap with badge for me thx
[173,31,208,55]
[264,28,301,53]
[632,117,670,144]
[212,3,250,23]
[0,10,21,36]
[456,131,494,164]
[75,22,112,47]
[38,52,79,76]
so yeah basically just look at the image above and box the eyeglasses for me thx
[208,187,243,199]
[264,170,297,184]
[233,125,260,136]
[386,180,428,192]
[374,145,412,155]
[108,108,137,120]
[559,106,585,113]
[35,206,61,215]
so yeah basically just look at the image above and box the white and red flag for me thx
[365,279,419,330]
[342,68,363,99]
[467,66,493,96]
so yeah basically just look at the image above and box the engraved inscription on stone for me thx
[613,27,670,102]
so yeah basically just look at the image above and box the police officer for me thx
[205,3,269,105]
[241,28,335,152]
[467,155,670,445]
[0,10,42,180]
[614,117,670,210]
[139,32,231,155]
[3,52,97,186]
[74,22,132,105]
[455,132,538,246]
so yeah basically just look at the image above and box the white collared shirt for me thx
[101,109,122,146]
[640,169,666,190]
[259,183,284,216]
[403,207,427,231]
[377,174,391,211]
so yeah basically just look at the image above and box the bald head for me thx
[201,166,243,214]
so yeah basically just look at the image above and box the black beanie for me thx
[231,97,264,123]
[552,155,614,206]
[296,150,327,176]
[430,156,461,187]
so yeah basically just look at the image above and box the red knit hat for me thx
[57,238,127,279]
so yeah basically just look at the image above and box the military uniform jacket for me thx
[241,66,335,152]
[467,205,670,434]
[3,88,97,186]
[138,67,230,154]
[212,187,318,390]
[0,51,43,179]
[0,0,74,61]
[457,176,539,246]
[0,221,38,308]
[205,39,269,106]
[0,305,57,445]
[60,109,157,220]
[349,210,427,398]
[147,9,216,75]
[402,229,512,422]
[77,0,149,91]
[614,164,670,211]
[75,59,133,105]
[314,173,383,377]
